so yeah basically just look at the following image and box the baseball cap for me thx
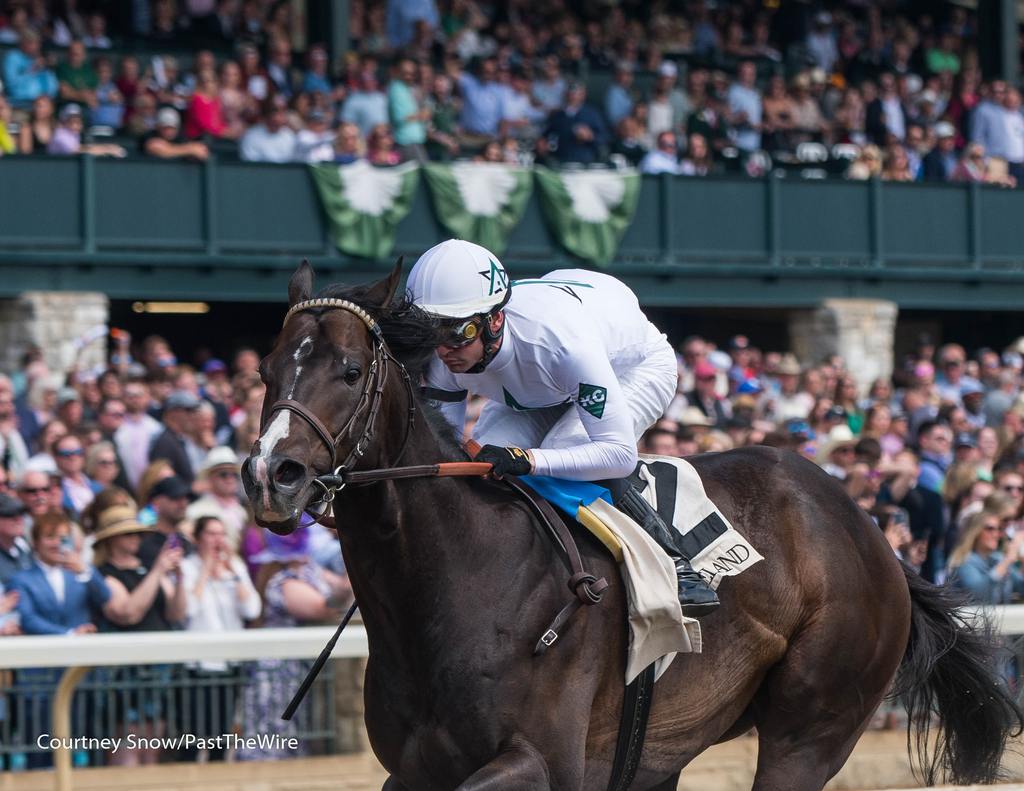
[165,390,201,411]
[934,121,956,139]
[202,358,228,375]
[150,476,191,500]
[784,419,816,440]
[59,103,82,121]
[694,361,717,379]
[658,60,678,79]
[0,494,27,518]
[954,432,977,449]
[157,107,181,128]
[737,378,763,394]
[960,379,985,397]
[825,405,848,421]
[57,387,81,407]
[728,335,750,351]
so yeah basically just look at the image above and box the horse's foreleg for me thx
[455,738,552,790]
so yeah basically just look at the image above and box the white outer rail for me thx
[3,605,1024,790]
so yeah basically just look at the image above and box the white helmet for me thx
[407,239,510,319]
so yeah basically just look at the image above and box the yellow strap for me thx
[577,505,624,563]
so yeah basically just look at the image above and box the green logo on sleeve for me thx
[577,383,608,418]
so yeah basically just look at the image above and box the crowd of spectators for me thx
[0,1,1021,184]
[0,330,352,766]
[624,332,1024,605]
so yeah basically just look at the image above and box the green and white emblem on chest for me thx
[577,383,608,418]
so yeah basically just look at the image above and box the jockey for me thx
[407,239,719,618]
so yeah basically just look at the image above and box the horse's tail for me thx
[892,560,1023,784]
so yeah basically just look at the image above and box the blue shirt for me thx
[604,84,633,127]
[303,71,333,96]
[457,73,505,136]
[727,83,762,152]
[386,0,439,47]
[2,49,59,107]
[971,100,1012,161]
[951,551,1024,605]
[340,90,389,137]
[917,451,949,494]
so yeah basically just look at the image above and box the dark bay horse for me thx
[241,262,1021,791]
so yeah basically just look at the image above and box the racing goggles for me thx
[440,317,483,348]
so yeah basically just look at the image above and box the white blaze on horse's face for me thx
[252,334,313,511]
[254,410,290,510]
[288,335,314,399]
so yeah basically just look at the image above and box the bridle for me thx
[268,300,608,730]
[265,297,416,511]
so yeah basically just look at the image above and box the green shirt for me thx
[56,62,98,91]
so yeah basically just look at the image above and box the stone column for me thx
[0,292,109,375]
[788,299,898,391]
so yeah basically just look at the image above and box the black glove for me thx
[476,444,532,478]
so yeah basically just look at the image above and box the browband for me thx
[284,298,380,333]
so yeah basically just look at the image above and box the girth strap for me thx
[502,476,609,654]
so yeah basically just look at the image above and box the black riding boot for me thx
[615,486,720,618]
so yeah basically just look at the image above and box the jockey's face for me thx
[436,312,504,373]
[438,336,486,373]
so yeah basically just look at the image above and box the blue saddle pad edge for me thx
[519,475,612,521]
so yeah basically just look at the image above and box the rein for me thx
[270,298,608,723]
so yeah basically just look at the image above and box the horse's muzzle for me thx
[241,453,314,533]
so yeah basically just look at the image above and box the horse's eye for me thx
[343,365,361,385]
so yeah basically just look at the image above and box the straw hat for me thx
[92,505,154,545]
[776,354,802,376]
[199,446,241,477]
[678,406,714,427]
[818,425,857,462]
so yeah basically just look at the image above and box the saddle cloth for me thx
[521,455,762,684]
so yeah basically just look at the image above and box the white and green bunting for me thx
[309,161,419,260]
[422,162,533,256]
[534,167,641,266]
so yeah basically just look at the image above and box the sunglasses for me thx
[96,459,117,466]
[57,448,84,457]
[214,470,237,479]
[21,487,48,496]
[441,318,482,348]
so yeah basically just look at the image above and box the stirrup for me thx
[675,557,720,618]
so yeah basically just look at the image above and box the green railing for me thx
[3,156,1024,308]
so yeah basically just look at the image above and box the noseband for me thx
[266,297,416,505]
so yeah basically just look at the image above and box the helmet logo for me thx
[478,259,509,296]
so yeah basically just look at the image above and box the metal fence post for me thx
[869,177,884,269]
[80,156,96,255]
[969,181,983,270]
[204,156,220,256]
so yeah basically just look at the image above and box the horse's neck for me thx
[338,408,502,643]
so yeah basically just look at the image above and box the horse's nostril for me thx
[273,459,306,488]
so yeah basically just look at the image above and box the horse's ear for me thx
[364,256,404,308]
[288,260,314,307]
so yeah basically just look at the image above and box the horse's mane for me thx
[315,281,469,462]
[316,282,442,381]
